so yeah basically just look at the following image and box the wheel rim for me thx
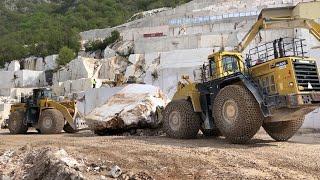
[169,111,181,131]
[222,99,239,125]
[42,117,53,129]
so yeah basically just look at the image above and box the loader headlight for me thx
[289,82,294,87]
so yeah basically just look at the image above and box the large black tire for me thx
[163,100,201,139]
[63,123,78,134]
[39,109,65,134]
[8,111,28,134]
[213,85,264,144]
[263,117,304,142]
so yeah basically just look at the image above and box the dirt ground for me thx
[0,128,320,180]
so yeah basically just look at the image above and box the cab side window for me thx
[209,59,216,77]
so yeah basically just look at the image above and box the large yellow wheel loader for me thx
[8,88,84,134]
[163,2,320,144]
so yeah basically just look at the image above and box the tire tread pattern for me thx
[263,117,304,141]
[39,109,65,134]
[163,100,201,139]
[8,111,28,134]
[213,85,264,144]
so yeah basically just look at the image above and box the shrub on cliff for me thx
[57,47,76,66]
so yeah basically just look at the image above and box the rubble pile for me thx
[0,147,84,180]
[85,84,168,133]
[0,146,155,180]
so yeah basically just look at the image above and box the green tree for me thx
[0,0,192,67]
[57,46,76,66]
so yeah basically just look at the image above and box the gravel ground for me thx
[0,128,320,180]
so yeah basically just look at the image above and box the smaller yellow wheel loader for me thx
[8,88,84,134]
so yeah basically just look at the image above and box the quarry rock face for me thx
[7,60,20,71]
[125,54,146,82]
[98,56,129,80]
[23,55,58,71]
[53,57,98,83]
[112,40,134,56]
[84,84,168,132]
[43,55,59,70]
[0,70,46,89]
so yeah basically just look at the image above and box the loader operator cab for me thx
[33,88,52,100]
[208,51,245,79]
[24,88,53,124]
[22,88,52,106]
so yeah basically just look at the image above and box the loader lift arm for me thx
[237,2,320,52]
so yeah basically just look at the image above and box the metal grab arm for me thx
[236,1,320,53]
[237,18,320,52]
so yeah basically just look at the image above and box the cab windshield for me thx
[222,55,240,75]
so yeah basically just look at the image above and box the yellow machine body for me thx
[10,98,79,129]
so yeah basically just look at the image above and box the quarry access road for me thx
[0,129,320,179]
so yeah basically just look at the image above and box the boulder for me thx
[125,54,146,81]
[76,86,124,115]
[144,55,161,86]
[112,41,134,56]
[44,55,58,70]
[103,47,117,59]
[53,57,98,83]
[98,56,129,81]
[84,84,168,132]
[128,54,144,64]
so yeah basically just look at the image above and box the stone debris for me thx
[109,165,122,178]
[84,84,168,133]
[0,147,84,180]
[0,150,15,164]
[0,146,155,180]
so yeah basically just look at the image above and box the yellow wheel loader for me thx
[163,2,320,144]
[8,88,85,134]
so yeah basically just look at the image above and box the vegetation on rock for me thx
[84,30,120,52]
[57,46,76,66]
[0,0,191,68]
